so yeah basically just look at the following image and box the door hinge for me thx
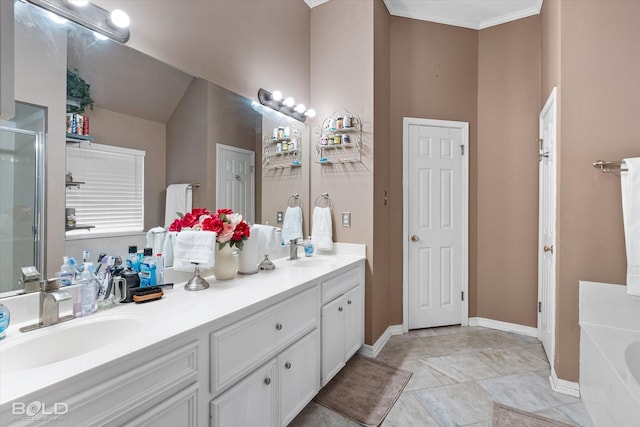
[460,145,465,156]
[538,301,542,313]
[537,138,543,151]
[461,291,464,301]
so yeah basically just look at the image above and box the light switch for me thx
[342,212,351,227]
[276,211,283,223]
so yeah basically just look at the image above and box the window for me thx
[66,143,145,236]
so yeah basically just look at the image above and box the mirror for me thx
[1,1,310,295]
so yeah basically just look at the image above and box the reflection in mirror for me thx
[5,0,310,295]
[0,102,46,296]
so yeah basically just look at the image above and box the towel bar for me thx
[593,160,628,173]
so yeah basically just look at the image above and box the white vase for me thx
[212,244,237,280]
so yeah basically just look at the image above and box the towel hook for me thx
[287,193,300,207]
[314,192,332,209]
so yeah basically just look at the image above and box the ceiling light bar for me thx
[258,88,314,123]
[26,0,130,43]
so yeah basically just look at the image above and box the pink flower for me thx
[217,222,235,243]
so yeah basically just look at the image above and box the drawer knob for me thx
[347,299,352,305]
[338,306,343,312]
[285,362,292,369]
[264,377,271,385]
[275,323,283,330]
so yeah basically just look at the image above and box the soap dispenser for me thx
[0,303,10,340]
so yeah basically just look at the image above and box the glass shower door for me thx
[0,103,45,295]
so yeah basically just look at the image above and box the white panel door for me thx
[538,88,557,364]
[216,144,254,223]
[407,121,466,329]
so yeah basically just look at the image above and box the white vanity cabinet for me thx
[209,286,320,427]
[320,264,365,386]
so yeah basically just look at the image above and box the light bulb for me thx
[67,0,89,6]
[109,9,130,29]
[283,97,295,108]
[294,104,306,114]
[304,109,316,118]
[93,31,108,41]
[272,90,283,102]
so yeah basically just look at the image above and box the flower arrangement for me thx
[168,208,251,250]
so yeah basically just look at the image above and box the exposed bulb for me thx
[272,90,283,102]
[304,109,316,118]
[294,104,306,114]
[283,97,295,108]
[109,9,130,29]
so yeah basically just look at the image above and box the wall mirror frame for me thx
[0,0,310,295]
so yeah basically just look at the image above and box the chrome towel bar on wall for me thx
[593,160,628,173]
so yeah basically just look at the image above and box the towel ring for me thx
[288,193,300,207]
[314,192,332,209]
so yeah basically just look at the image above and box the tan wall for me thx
[85,106,167,229]
[372,0,396,338]
[310,0,376,343]
[552,0,640,382]
[477,17,541,327]
[94,0,311,107]
[389,17,479,318]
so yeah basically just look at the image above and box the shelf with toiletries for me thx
[263,125,303,170]
[315,109,362,165]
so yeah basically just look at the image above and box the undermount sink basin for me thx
[0,315,143,374]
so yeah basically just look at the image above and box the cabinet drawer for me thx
[321,266,361,304]
[210,287,319,394]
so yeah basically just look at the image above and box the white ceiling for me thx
[304,0,543,30]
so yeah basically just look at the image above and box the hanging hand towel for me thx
[162,231,178,267]
[312,206,333,251]
[281,206,303,243]
[173,231,217,272]
[621,158,640,296]
[164,184,192,228]
[145,227,166,255]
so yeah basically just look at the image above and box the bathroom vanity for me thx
[0,244,365,427]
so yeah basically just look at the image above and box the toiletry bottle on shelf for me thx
[304,236,314,257]
[126,245,139,272]
[78,262,98,316]
[0,303,10,340]
[59,256,75,286]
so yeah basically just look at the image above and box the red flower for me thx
[168,219,182,232]
[192,208,211,219]
[217,208,234,215]
[179,212,198,228]
[232,221,251,241]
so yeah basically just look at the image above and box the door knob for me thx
[411,235,419,242]
[543,245,554,254]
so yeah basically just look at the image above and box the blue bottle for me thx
[304,237,314,257]
[0,303,10,340]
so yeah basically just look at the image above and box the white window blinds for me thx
[66,143,145,235]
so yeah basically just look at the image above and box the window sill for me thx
[65,231,146,241]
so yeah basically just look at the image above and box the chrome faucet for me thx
[20,278,74,333]
[289,239,306,260]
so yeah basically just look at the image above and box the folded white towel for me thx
[162,231,178,267]
[281,206,303,243]
[165,184,192,228]
[312,206,333,251]
[622,158,640,296]
[146,227,166,255]
[173,231,217,272]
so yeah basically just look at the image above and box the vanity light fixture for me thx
[25,0,130,43]
[257,88,314,123]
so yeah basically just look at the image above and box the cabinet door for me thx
[344,285,364,360]
[279,329,320,426]
[321,296,345,387]
[210,359,278,427]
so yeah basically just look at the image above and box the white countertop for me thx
[0,243,365,406]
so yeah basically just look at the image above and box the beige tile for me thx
[381,392,439,427]
[423,352,502,382]
[479,347,550,375]
[288,401,359,427]
[392,358,455,390]
[521,343,549,362]
[414,382,494,426]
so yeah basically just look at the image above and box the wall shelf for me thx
[263,126,303,170]
[315,109,362,165]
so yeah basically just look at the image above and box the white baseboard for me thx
[549,368,581,397]
[359,325,404,358]
[468,317,538,338]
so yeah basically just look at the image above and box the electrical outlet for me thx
[276,211,283,223]
[342,212,351,227]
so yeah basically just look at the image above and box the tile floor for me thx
[290,326,593,427]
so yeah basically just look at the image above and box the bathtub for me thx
[580,281,640,426]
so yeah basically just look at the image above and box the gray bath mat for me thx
[492,402,575,426]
